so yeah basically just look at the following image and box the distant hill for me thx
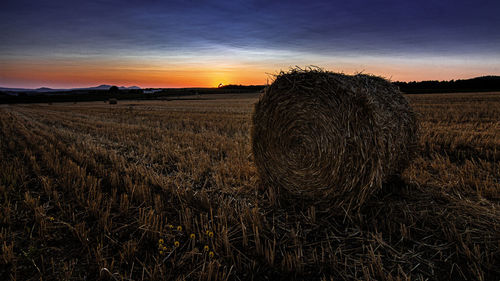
[0,85,141,93]
[394,76,500,94]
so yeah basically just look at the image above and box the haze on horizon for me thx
[1,0,499,89]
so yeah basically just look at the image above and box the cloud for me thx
[1,0,499,87]
[2,0,499,56]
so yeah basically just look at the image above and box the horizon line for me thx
[2,74,499,90]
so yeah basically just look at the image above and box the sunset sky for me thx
[1,0,499,88]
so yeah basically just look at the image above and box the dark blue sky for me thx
[1,0,499,87]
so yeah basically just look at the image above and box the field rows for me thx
[1,93,500,280]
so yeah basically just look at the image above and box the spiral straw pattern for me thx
[252,68,417,210]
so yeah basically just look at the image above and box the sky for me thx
[1,0,499,88]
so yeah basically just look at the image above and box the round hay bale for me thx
[108,98,118,105]
[252,68,417,210]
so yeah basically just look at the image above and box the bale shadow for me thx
[255,176,500,280]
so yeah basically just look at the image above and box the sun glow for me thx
[1,49,498,88]
[0,60,269,88]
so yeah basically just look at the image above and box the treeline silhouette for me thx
[205,78,500,94]
[2,76,500,104]
[218,84,265,91]
[394,76,500,94]
[0,89,144,104]
[0,86,264,104]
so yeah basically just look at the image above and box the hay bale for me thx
[108,98,118,105]
[252,68,417,210]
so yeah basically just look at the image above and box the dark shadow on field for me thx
[253,177,500,280]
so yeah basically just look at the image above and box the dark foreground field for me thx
[1,92,499,280]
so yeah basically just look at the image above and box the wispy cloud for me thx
[1,0,499,87]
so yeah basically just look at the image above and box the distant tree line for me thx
[0,89,144,104]
[218,84,266,92]
[2,77,500,104]
[394,76,500,94]
[0,85,266,104]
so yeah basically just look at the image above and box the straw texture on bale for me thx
[252,68,417,209]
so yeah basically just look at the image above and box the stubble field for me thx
[1,92,499,280]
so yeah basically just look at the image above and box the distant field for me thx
[1,92,499,280]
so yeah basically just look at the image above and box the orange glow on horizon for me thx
[0,62,270,88]
[1,59,496,89]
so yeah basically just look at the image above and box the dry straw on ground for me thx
[252,68,418,210]
[1,93,499,280]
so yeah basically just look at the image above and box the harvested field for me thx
[1,92,500,280]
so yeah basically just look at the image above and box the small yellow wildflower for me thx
[159,250,164,255]
[209,251,215,258]
[163,246,167,251]
[190,233,195,239]
[174,241,180,247]
[208,231,214,238]
[203,245,209,252]
[158,239,164,244]
[177,226,182,231]
[48,216,55,221]
[205,230,210,235]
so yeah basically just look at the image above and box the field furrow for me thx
[1,93,500,280]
